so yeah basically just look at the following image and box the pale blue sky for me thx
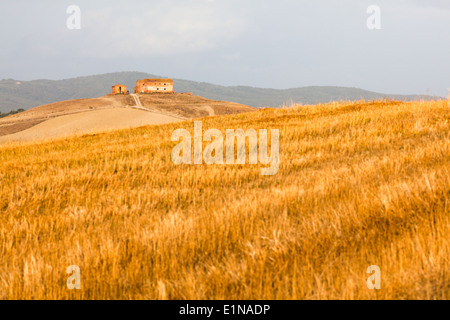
[1,0,449,96]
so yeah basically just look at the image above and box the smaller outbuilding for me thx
[112,84,127,94]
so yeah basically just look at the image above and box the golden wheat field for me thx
[0,100,448,300]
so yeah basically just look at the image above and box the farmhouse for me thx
[134,79,174,94]
[112,84,127,94]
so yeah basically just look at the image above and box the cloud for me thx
[0,0,448,96]
[387,0,450,20]
[78,1,248,58]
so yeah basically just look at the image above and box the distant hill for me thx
[0,71,442,112]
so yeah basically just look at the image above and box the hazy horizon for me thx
[1,0,449,97]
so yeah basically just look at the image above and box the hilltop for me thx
[0,99,448,299]
[0,71,442,112]
[0,92,253,142]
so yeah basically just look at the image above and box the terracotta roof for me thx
[142,79,173,82]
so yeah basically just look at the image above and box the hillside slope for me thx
[0,108,182,143]
[0,93,254,139]
[0,71,441,112]
[0,99,448,299]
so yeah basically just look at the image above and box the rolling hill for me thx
[0,99,448,299]
[0,71,442,112]
[0,92,254,142]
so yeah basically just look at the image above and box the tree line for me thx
[0,108,25,119]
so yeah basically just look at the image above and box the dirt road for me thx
[130,94,143,107]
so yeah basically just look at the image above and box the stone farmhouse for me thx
[134,79,174,94]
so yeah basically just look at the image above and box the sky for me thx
[1,0,449,96]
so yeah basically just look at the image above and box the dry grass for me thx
[0,100,448,300]
[137,93,254,118]
[0,93,253,137]
[0,95,134,137]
